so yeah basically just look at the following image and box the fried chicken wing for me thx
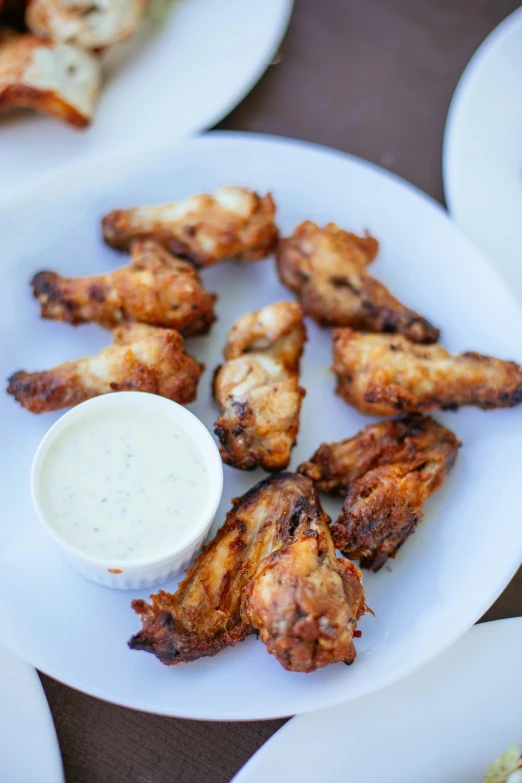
[102,186,278,267]
[7,323,203,413]
[31,239,216,336]
[277,221,439,343]
[0,31,101,127]
[26,0,146,49]
[213,301,306,471]
[332,328,522,416]
[299,415,460,570]
[129,473,366,673]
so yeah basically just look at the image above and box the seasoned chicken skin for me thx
[31,239,216,336]
[102,187,278,267]
[213,301,306,471]
[26,0,146,50]
[332,328,522,416]
[0,31,101,127]
[277,221,439,343]
[7,323,203,413]
[129,473,367,673]
[299,415,460,570]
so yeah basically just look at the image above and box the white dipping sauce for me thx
[40,407,209,561]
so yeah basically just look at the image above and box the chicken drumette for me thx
[7,323,204,413]
[332,328,522,416]
[276,221,439,343]
[102,186,278,267]
[129,473,367,673]
[31,239,216,336]
[299,415,460,570]
[213,301,306,471]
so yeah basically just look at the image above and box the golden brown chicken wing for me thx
[129,473,367,673]
[31,239,216,336]
[299,415,460,570]
[277,221,439,343]
[332,328,522,416]
[0,31,101,127]
[102,186,278,267]
[7,323,203,413]
[26,0,146,49]
[213,301,306,471]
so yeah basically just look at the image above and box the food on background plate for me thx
[213,301,306,471]
[299,414,460,570]
[26,0,146,50]
[0,30,101,126]
[102,186,279,267]
[129,473,367,673]
[276,220,439,343]
[484,744,522,783]
[32,238,216,336]
[332,328,522,416]
[7,322,203,412]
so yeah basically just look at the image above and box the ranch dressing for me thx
[39,407,209,561]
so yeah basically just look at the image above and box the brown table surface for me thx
[39,1,522,781]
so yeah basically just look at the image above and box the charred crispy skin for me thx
[332,328,522,416]
[299,415,460,570]
[7,323,203,413]
[102,186,279,267]
[129,473,367,673]
[0,32,101,127]
[31,239,216,336]
[277,221,439,343]
[26,0,146,49]
[213,301,306,471]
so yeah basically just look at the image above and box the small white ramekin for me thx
[31,392,223,589]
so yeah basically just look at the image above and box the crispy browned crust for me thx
[7,323,204,413]
[102,187,279,267]
[299,415,460,570]
[31,239,216,336]
[129,473,367,673]
[0,33,100,127]
[276,221,439,343]
[332,328,522,416]
[213,301,306,471]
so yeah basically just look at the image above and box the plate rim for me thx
[1,130,522,720]
[442,5,522,219]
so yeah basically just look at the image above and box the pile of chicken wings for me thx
[8,183,522,674]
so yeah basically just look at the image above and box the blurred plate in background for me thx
[0,0,293,203]
[443,6,522,302]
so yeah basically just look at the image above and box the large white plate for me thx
[233,618,522,782]
[0,645,64,783]
[443,7,522,302]
[1,132,522,720]
[0,0,293,203]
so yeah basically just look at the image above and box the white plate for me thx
[1,132,522,720]
[443,7,522,302]
[0,645,64,783]
[0,0,293,203]
[233,618,522,783]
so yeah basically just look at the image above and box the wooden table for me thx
[40,2,522,780]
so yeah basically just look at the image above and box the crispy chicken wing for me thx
[129,473,366,673]
[0,31,101,127]
[332,328,522,416]
[102,186,278,267]
[31,239,216,336]
[213,301,306,471]
[7,323,203,413]
[299,415,460,570]
[26,0,146,49]
[277,221,439,343]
